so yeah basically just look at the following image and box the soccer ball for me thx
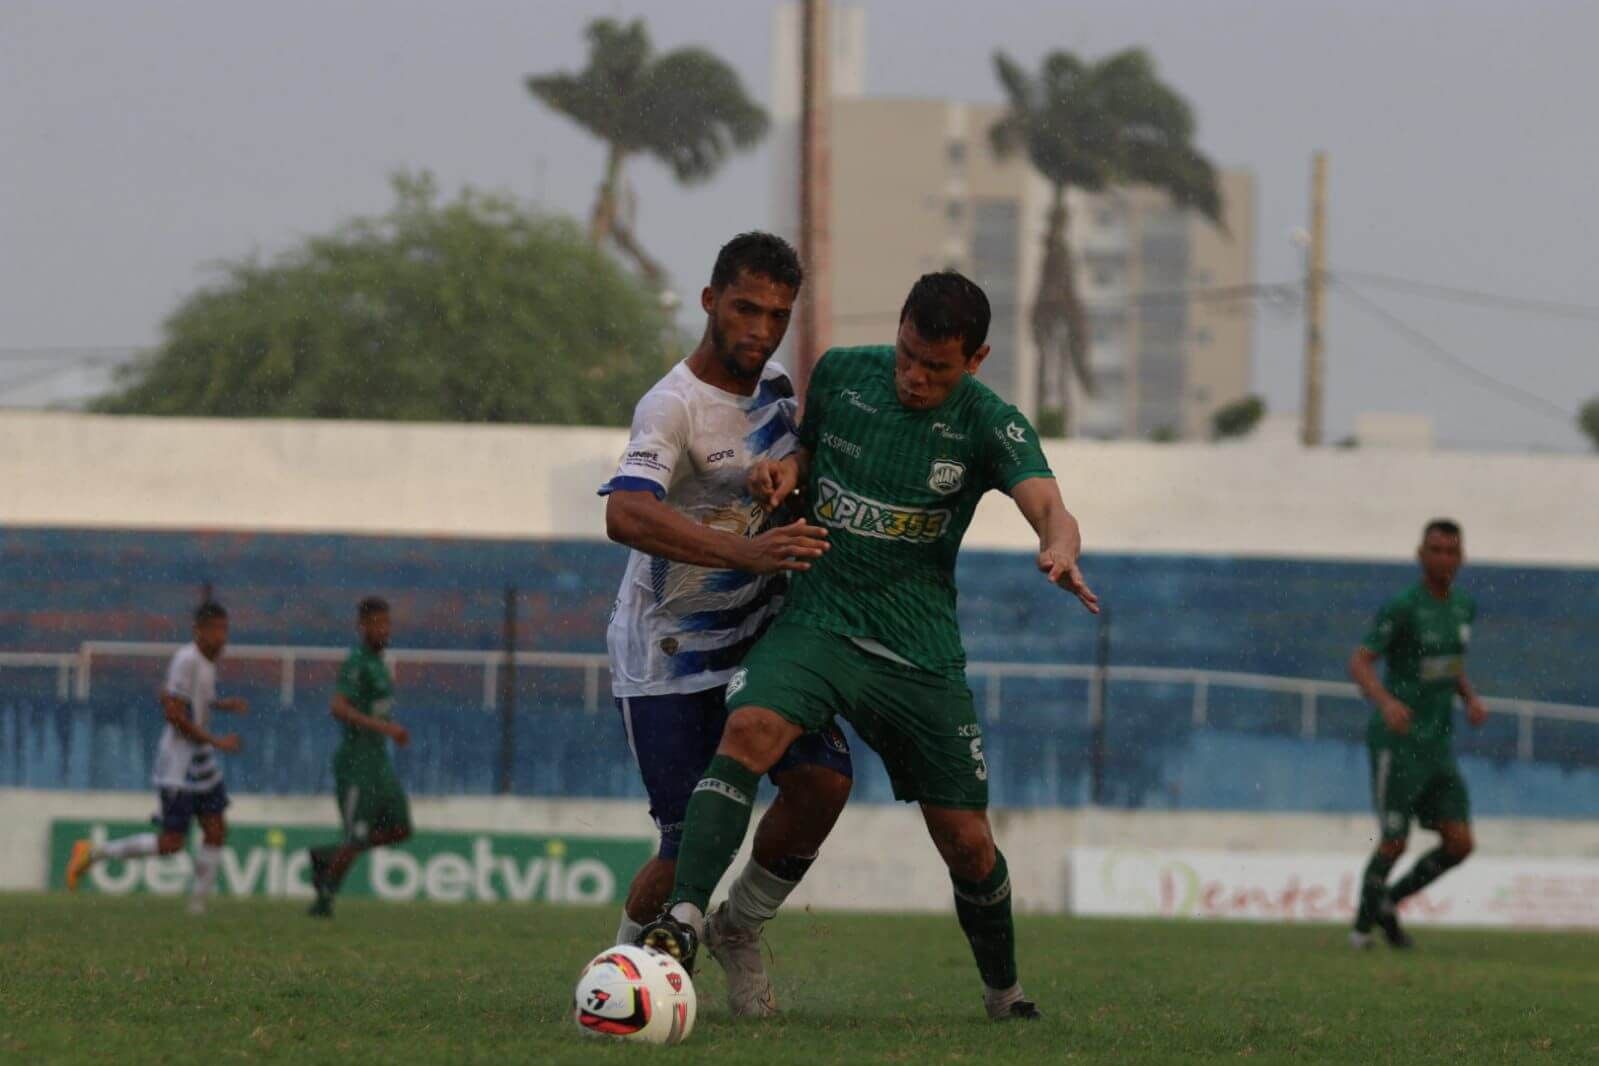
[572,944,696,1045]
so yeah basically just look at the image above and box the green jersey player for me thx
[639,272,1099,1021]
[307,596,414,917]
[1348,520,1486,949]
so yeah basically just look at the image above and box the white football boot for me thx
[703,901,777,1018]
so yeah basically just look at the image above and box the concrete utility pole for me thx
[796,0,832,401]
[1301,151,1328,447]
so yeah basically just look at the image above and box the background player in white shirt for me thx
[66,602,249,914]
[600,232,851,1016]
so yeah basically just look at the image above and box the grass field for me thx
[2,895,1595,1064]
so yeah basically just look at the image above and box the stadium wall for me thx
[4,410,1599,563]
[7,790,1598,927]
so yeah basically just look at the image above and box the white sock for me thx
[726,860,801,933]
[616,912,645,945]
[667,901,705,934]
[191,845,222,901]
[97,833,159,862]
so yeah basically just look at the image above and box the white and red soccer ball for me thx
[573,944,697,1045]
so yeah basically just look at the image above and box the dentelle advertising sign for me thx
[49,821,652,904]
[1069,847,1599,928]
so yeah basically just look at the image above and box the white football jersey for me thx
[152,642,223,791]
[601,359,799,698]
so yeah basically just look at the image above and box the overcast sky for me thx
[3,0,1595,450]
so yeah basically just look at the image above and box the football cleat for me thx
[704,902,777,1018]
[1375,899,1415,949]
[991,998,1043,1022]
[637,912,700,977]
[1348,930,1375,950]
[65,840,94,892]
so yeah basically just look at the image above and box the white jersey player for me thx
[599,232,852,1016]
[66,602,249,913]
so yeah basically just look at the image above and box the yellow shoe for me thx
[65,839,94,892]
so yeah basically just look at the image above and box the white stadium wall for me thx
[4,409,1599,564]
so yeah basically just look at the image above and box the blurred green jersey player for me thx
[308,597,413,917]
[1348,519,1487,949]
[639,272,1100,1022]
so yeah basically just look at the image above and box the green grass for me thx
[2,895,1595,1064]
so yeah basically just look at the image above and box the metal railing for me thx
[3,641,1597,763]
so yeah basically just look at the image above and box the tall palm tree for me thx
[527,18,768,289]
[990,48,1222,435]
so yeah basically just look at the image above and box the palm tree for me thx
[990,48,1223,435]
[527,18,767,289]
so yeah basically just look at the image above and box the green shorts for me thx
[1369,743,1470,840]
[334,759,412,845]
[724,620,988,809]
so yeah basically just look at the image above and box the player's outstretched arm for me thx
[606,488,827,575]
[1349,648,1411,735]
[162,694,241,752]
[1011,477,1099,614]
[331,694,409,747]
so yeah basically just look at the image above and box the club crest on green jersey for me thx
[927,459,966,496]
[814,477,951,543]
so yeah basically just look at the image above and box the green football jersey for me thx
[1361,583,1477,750]
[784,346,1054,679]
[334,645,396,770]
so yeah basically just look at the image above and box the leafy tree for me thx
[990,48,1222,434]
[96,173,667,425]
[1212,394,1266,440]
[527,18,767,288]
[1579,396,1599,451]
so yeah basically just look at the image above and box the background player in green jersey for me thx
[640,272,1099,1021]
[308,597,413,917]
[1348,520,1487,949]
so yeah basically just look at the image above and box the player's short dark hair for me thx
[358,596,390,620]
[1423,518,1462,540]
[194,601,227,625]
[710,232,803,292]
[899,271,991,357]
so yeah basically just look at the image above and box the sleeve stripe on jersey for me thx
[1001,470,1055,494]
[596,476,668,499]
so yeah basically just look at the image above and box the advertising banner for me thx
[47,820,652,905]
[1068,847,1599,928]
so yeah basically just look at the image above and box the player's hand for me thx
[214,733,243,753]
[1380,698,1412,736]
[742,519,829,574]
[1038,549,1100,614]
[1466,697,1489,728]
[217,696,250,715]
[748,457,801,512]
[389,724,411,748]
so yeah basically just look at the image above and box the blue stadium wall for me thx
[3,527,1596,817]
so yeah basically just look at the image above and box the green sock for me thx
[668,755,760,914]
[952,850,1017,991]
[1388,846,1462,904]
[1355,850,1397,931]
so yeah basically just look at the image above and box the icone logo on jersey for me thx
[1004,421,1027,443]
[705,449,736,464]
[814,477,951,543]
[840,389,879,414]
[931,422,967,441]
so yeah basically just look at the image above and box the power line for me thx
[1330,280,1573,425]
[1334,268,1599,324]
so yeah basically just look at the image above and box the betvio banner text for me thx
[49,821,651,904]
